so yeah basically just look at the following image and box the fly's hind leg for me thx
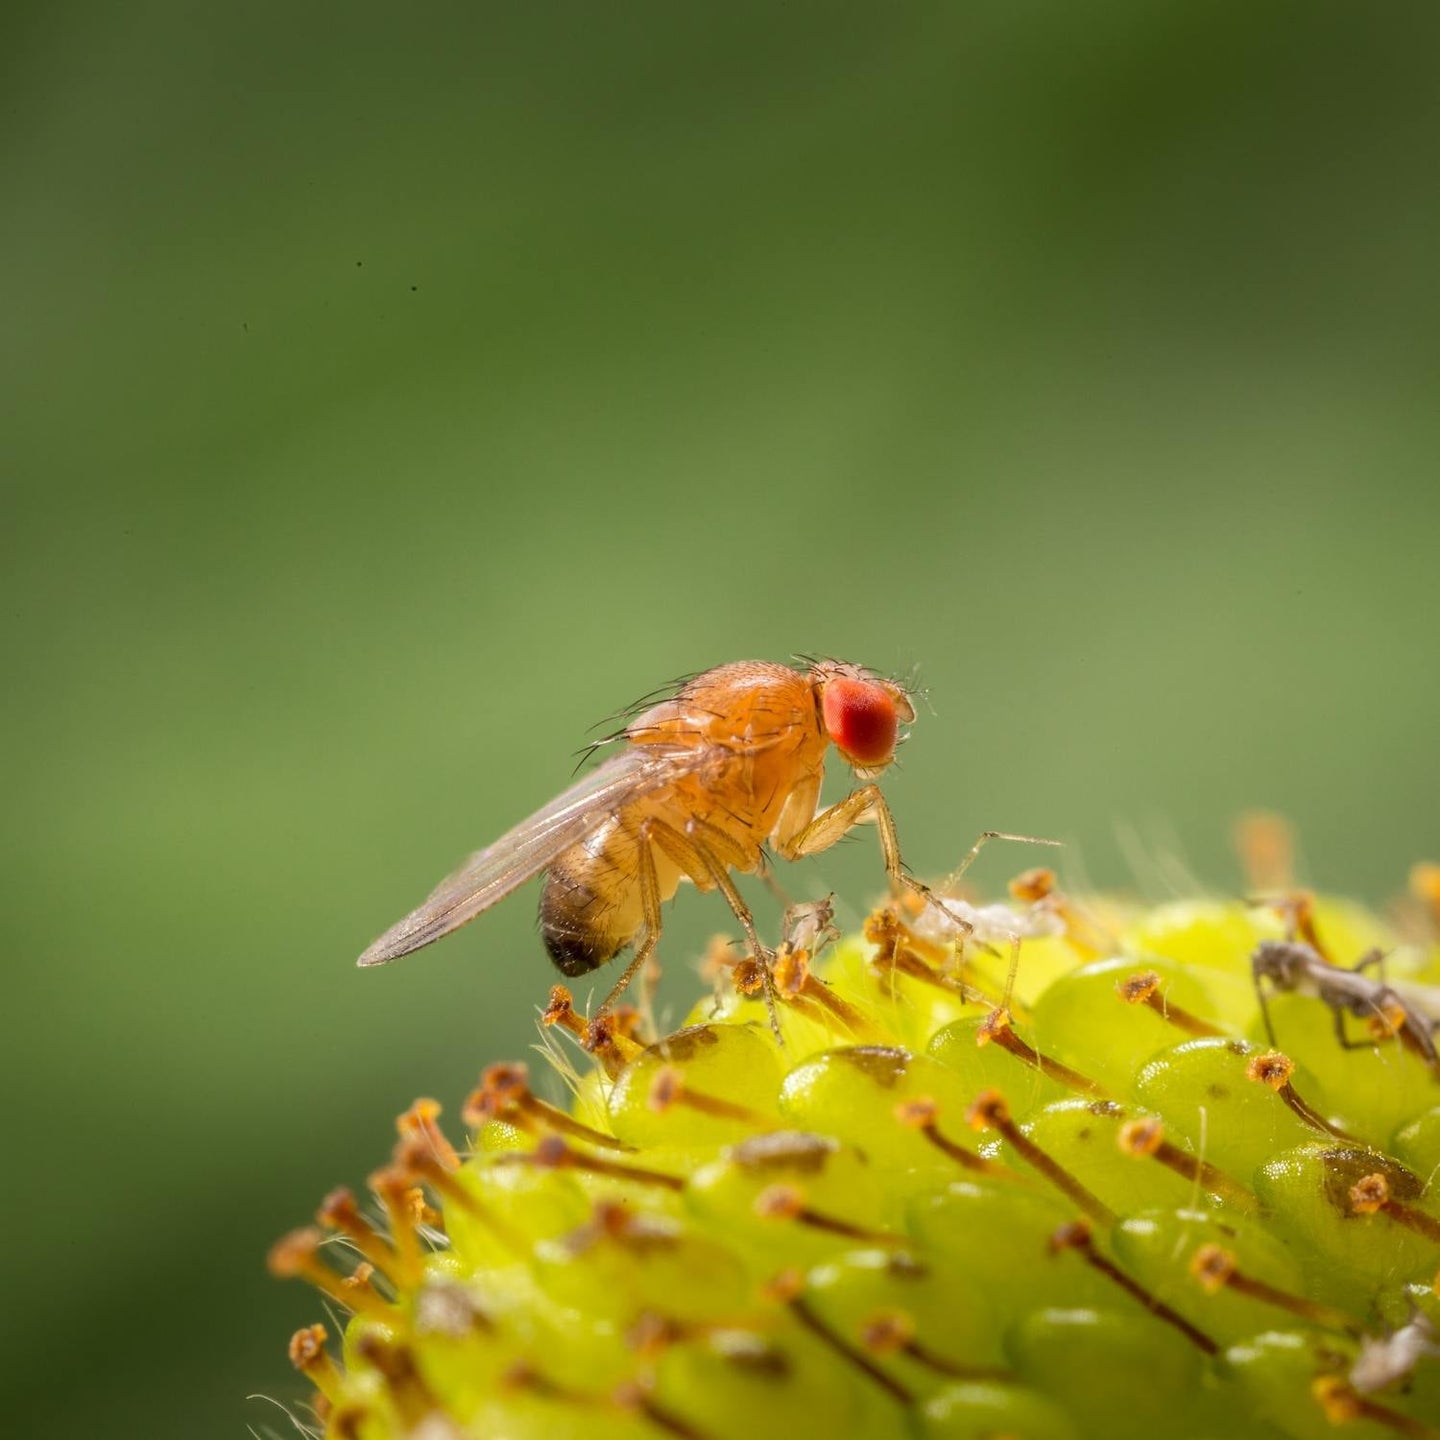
[598,838,664,1017]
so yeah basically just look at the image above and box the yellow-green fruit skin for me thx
[273,894,1440,1440]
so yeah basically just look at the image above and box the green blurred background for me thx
[4,2,1438,1434]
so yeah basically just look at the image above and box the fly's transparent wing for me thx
[356,745,709,967]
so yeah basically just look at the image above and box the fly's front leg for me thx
[777,785,979,983]
[777,784,929,906]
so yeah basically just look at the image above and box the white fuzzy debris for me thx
[918,896,1064,947]
[1350,1311,1440,1393]
[415,1277,485,1338]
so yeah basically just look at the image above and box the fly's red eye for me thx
[821,678,899,767]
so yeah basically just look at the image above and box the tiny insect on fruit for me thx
[357,658,929,1017]
[1250,937,1440,1075]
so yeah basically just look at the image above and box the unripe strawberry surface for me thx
[269,883,1440,1439]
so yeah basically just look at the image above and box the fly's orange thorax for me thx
[625,660,828,843]
[541,662,831,977]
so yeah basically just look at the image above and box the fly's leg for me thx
[778,786,977,1000]
[598,837,664,1016]
[734,830,790,905]
[759,864,796,911]
[780,786,999,1007]
[1253,971,1281,1050]
[777,784,926,900]
[644,818,783,1039]
[781,799,1060,1005]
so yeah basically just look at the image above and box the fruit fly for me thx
[1250,939,1440,1075]
[357,658,925,1016]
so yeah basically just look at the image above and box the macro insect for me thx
[358,658,930,1017]
[1249,938,1440,1076]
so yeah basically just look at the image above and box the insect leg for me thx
[682,813,760,877]
[1253,968,1280,1050]
[597,835,664,1016]
[777,786,991,999]
[777,784,925,898]
[682,812,802,926]
[1352,947,1388,982]
[1370,986,1440,1070]
[1330,1003,1372,1052]
[943,831,1065,890]
[644,819,782,1037]
[644,820,765,954]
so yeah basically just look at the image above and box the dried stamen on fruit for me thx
[774,946,881,1038]
[647,1065,770,1125]
[968,1089,1115,1227]
[464,1061,635,1151]
[894,1095,1014,1177]
[497,1133,686,1191]
[754,1182,903,1246]
[977,1008,1108,1097]
[866,907,1003,1010]
[541,986,636,1075]
[352,1333,438,1426]
[1349,1172,1440,1244]
[1253,891,1334,964]
[327,1401,375,1439]
[1008,867,1109,957]
[612,1380,714,1440]
[1245,1051,1364,1142]
[1116,1117,1257,1210]
[287,1323,342,1401]
[368,1164,428,1284]
[860,1307,1012,1380]
[1411,863,1440,932]
[396,1098,460,1171]
[1188,1244,1357,1330]
[1050,1220,1217,1355]
[343,1261,376,1295]
[785,1289,915,1405]
[1312,1376,1440,1439]
[1116,970,1224,1038]
[268,1228,390,1317]
[317,1186,404,1284]
[1234,812,1296,894]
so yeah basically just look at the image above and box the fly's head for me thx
[808,660,916,780]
